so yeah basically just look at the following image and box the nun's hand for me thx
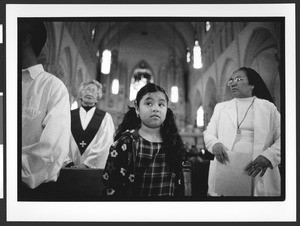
[212,142,229,164]
[245,155,272,177]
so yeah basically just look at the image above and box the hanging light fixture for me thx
[170,86,179,103]
[101,23,112,74]
[186,47,191,63]
[170,22,179,103]
[205,21,211,32]
[101,49,111,74]
[111,78,119,94]
[170,55,179,103]
[192,22,203,69]
[91,27,96,41]
[111,23,121,94]
[193,39,202,69]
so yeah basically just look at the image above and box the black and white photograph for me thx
[3,2,297,223]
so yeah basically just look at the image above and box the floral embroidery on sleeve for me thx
[102,131,136,197]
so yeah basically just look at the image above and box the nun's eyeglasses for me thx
[227,77,246,86]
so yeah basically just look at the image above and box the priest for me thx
[65,80,115,169]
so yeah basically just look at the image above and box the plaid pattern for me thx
[102,130,176,197]
[135,136,175,196]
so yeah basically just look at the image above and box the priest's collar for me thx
[81,105,96,112]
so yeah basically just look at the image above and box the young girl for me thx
[102,83,186,198]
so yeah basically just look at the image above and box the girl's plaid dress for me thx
[102,130,181,197]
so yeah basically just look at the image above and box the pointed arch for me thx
[244,28,277,66]
[203,77,217,128]
[58,46,73,87]
[244,27,280,108]
[70,68,83,98]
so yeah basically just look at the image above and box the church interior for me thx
[34,18,283,199]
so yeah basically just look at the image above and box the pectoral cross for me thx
[79,141,87,148]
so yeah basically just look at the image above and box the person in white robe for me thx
[21,20,71,190]
[204,67,281,196]
[65,80,115,169]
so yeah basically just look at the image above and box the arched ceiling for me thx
[95,21,201,66]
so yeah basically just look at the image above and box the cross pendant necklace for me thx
[236,98,255,134]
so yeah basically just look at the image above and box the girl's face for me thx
[136,91,168,129]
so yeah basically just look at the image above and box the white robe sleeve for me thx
[203,103,222,153]
[260,104,281,168]
[83,112,115,169]
[22,83,71,189]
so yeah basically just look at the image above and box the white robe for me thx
[67,107,115,169]
[22,64,71,189]
[204,97,281,196]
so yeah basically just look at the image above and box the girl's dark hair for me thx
[238,67,274,103]
[115,83,185,172]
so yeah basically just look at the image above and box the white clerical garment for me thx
[204,97,281,196]
[212,97,254,196]
[67,106,115,169]
[22,64,70,189]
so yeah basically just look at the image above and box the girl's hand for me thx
[244,155,272,177]
[212,142,229,164]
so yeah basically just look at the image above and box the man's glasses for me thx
[227,77,246,86]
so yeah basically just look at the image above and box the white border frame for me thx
[6,4,296,222]
[0,22,3,199]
